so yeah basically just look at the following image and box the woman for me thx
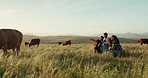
[109,35,123,57]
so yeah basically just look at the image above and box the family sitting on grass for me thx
[91,32,123,57]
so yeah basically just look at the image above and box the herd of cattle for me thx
[0,29,148,56]
[25,39,71,47]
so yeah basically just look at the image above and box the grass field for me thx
[0,43,148,78]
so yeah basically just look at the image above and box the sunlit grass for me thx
[0,43,148,78]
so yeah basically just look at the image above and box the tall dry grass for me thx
[0,43,148,78]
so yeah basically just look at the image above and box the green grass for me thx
[0,43,148,78]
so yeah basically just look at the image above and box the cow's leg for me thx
[3,44,8,55]
[3,49,8,55]
[12,48,15,52]
[12,48,16,55]
[140,43,142,45]
[29,44,31,47]
[16,46,21,56]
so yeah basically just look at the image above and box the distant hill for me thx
[117,32,148,39]
[23,35,138,44]
[91,32,148,39]
[142,33,148,37]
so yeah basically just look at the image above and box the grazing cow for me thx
[0,29,23,56]
[25,42,29,46]
[58,42,62,45]
[139,38,148,45]
[29,38,40,47]
[63,40,71,45]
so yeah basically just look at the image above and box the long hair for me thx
[112,35,120,44]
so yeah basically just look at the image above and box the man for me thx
[94,39,102,53]
[90,36,104,53]
[103,32,108,51]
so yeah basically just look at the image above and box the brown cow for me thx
[0,29,23,56]
[29,38,40,47]
[58,42,62,45]
[139,38,148,45]
[63,40,71,45]
[25,42,30,46]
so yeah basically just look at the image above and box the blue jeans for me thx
[103,44,108,51]
[94,48,102,53]
[100,46,103,52]
[109,50,123,57]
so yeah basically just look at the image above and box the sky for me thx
[0,0,148,36]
